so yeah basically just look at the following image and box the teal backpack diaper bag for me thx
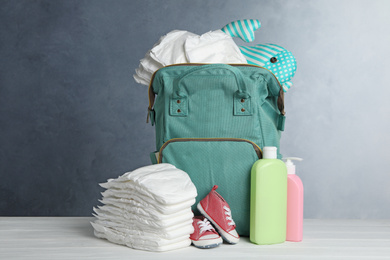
[147,63,285,236]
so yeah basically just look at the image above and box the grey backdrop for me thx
[1,0,389,218]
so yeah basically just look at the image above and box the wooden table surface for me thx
[1,217,389,259]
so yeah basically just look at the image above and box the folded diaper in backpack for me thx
[184,30,246,64]
[133,29,247,86]
[91,163,197,252]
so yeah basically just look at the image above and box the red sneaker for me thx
[197,185,240,244]
[190,216,222,249]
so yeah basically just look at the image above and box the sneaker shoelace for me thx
[198,218,215,234]
[223,206,235,226]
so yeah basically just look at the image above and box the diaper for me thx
[93,206,193,232]
[100,163,197,205]
[91,222,192,252]
[149,30,196,66]
[92,216,194,240]
[134,53,164,84]
[100,189,196,214]
[97,196,194,220]
[184,30,247,64]
[133,29,248,86]
[133,73,149,86]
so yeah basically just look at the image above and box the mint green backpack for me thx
[147,64,285,236]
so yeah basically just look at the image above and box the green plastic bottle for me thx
[250,146,287,245]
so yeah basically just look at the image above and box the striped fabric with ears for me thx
[221,19,261,43]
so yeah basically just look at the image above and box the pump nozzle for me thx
[283,157,303,174]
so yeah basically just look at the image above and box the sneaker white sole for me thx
[192,237,223,249]
[197,202,240,244]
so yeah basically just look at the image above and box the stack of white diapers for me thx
[91,163,197,252]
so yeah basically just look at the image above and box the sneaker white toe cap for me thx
[219,228,240,244]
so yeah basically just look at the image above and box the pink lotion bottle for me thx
[284,157,303,242]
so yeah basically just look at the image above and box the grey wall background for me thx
[1,0,389,218]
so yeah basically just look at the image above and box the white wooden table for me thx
[1,217,389,259]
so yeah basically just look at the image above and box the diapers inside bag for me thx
[133,29,247,86]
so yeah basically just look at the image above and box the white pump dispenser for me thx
[284,157,303,175]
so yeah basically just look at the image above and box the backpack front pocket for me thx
[158,138,261,236]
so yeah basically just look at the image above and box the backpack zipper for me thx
[157,137,262,163]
